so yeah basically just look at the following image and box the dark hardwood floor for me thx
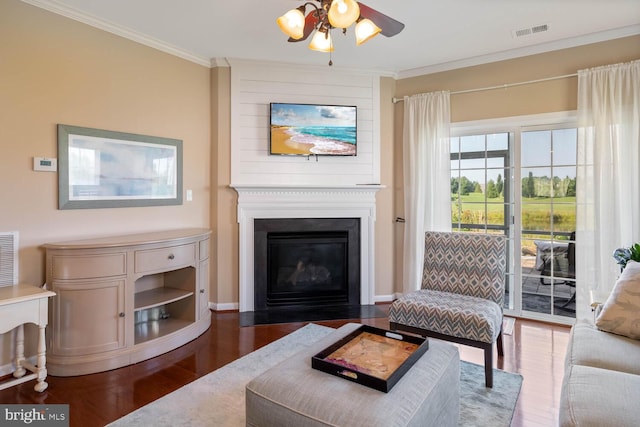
[0,304,571,427]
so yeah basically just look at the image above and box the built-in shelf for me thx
[134,318,193,345]
[134,288,194,312]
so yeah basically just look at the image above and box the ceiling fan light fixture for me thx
[327,0,360,29]
[308,30,334,52]
[355,18,381,45]
[276,7,306,39]
[277,0,404,65]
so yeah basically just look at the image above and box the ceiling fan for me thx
[277,0,405,65]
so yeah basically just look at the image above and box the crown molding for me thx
[210,58,231,68]
[21,0,212,67]
[397,24,640,80]
[225,57,396,78]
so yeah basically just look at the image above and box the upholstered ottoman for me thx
[246,323,460,427]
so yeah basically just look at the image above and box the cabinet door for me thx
[50,278,126,356]
[198,258,210,319]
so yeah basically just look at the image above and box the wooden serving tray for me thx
[311,325,429,392]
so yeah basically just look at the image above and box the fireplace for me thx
[232,184,382,312]
[254,218,360,310]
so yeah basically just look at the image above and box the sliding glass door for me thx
[450,115,577,323]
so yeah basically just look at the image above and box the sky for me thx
[271,103,356,127]
[451,129,577,184]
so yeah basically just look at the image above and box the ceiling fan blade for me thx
[288,11,320,42]
[358,3,405,37]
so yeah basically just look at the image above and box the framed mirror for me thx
[57,124,183,209]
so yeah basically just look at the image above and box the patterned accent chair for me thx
[389,231,507,388]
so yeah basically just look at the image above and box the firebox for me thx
[254,218,360,310]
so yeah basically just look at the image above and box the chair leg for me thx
[561,290,576,308]
[484,344,493,388]
[483,328,504,388]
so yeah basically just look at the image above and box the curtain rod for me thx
[392,72,578,103]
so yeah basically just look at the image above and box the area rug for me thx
[108,324,523,427]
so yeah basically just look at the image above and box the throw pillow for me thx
[596,260,640,339]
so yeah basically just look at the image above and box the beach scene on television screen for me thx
[271,104,356,155]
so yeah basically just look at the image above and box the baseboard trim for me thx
[374,294,395,303]
[209,301,238,312]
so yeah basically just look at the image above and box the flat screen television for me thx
[270,103,357,156]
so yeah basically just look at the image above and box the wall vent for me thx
[512,23,550,38]
[0,231,19,286]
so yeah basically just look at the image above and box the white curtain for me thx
[402,91,451,294]
[576,60,640,320]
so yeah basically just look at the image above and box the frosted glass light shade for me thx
[308,30,334,52]
[327,0,360,29]
[277,8,305,39]
[355,18,381,45]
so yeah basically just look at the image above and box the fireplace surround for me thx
[232,185,382,312]
[254,217,360,310]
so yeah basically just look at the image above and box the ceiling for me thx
[24,0,640,77]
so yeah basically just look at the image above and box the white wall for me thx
[229,59,381,186]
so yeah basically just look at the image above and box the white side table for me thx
[0,284,55,392]
[589,290,610,321]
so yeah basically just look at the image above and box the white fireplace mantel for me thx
[231,184,384,312]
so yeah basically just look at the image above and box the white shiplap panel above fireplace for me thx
[229,59,381,187]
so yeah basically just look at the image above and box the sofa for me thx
[559,260,640,426]
[559,319,640,426]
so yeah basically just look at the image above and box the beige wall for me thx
[392,35,640,291]
[1,1,210,364]
[397,35,640,122]
[209,66,237,307]
[375,77,397,298]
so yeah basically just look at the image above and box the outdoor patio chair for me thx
[389,231,506,387]
[537,232,576,308]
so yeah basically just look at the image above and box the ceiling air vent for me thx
[0,231,19,286]
[531,24,549,34]
[512,23,550,38]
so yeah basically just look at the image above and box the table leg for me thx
[34,325,49,392]
[12,325,26,379]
